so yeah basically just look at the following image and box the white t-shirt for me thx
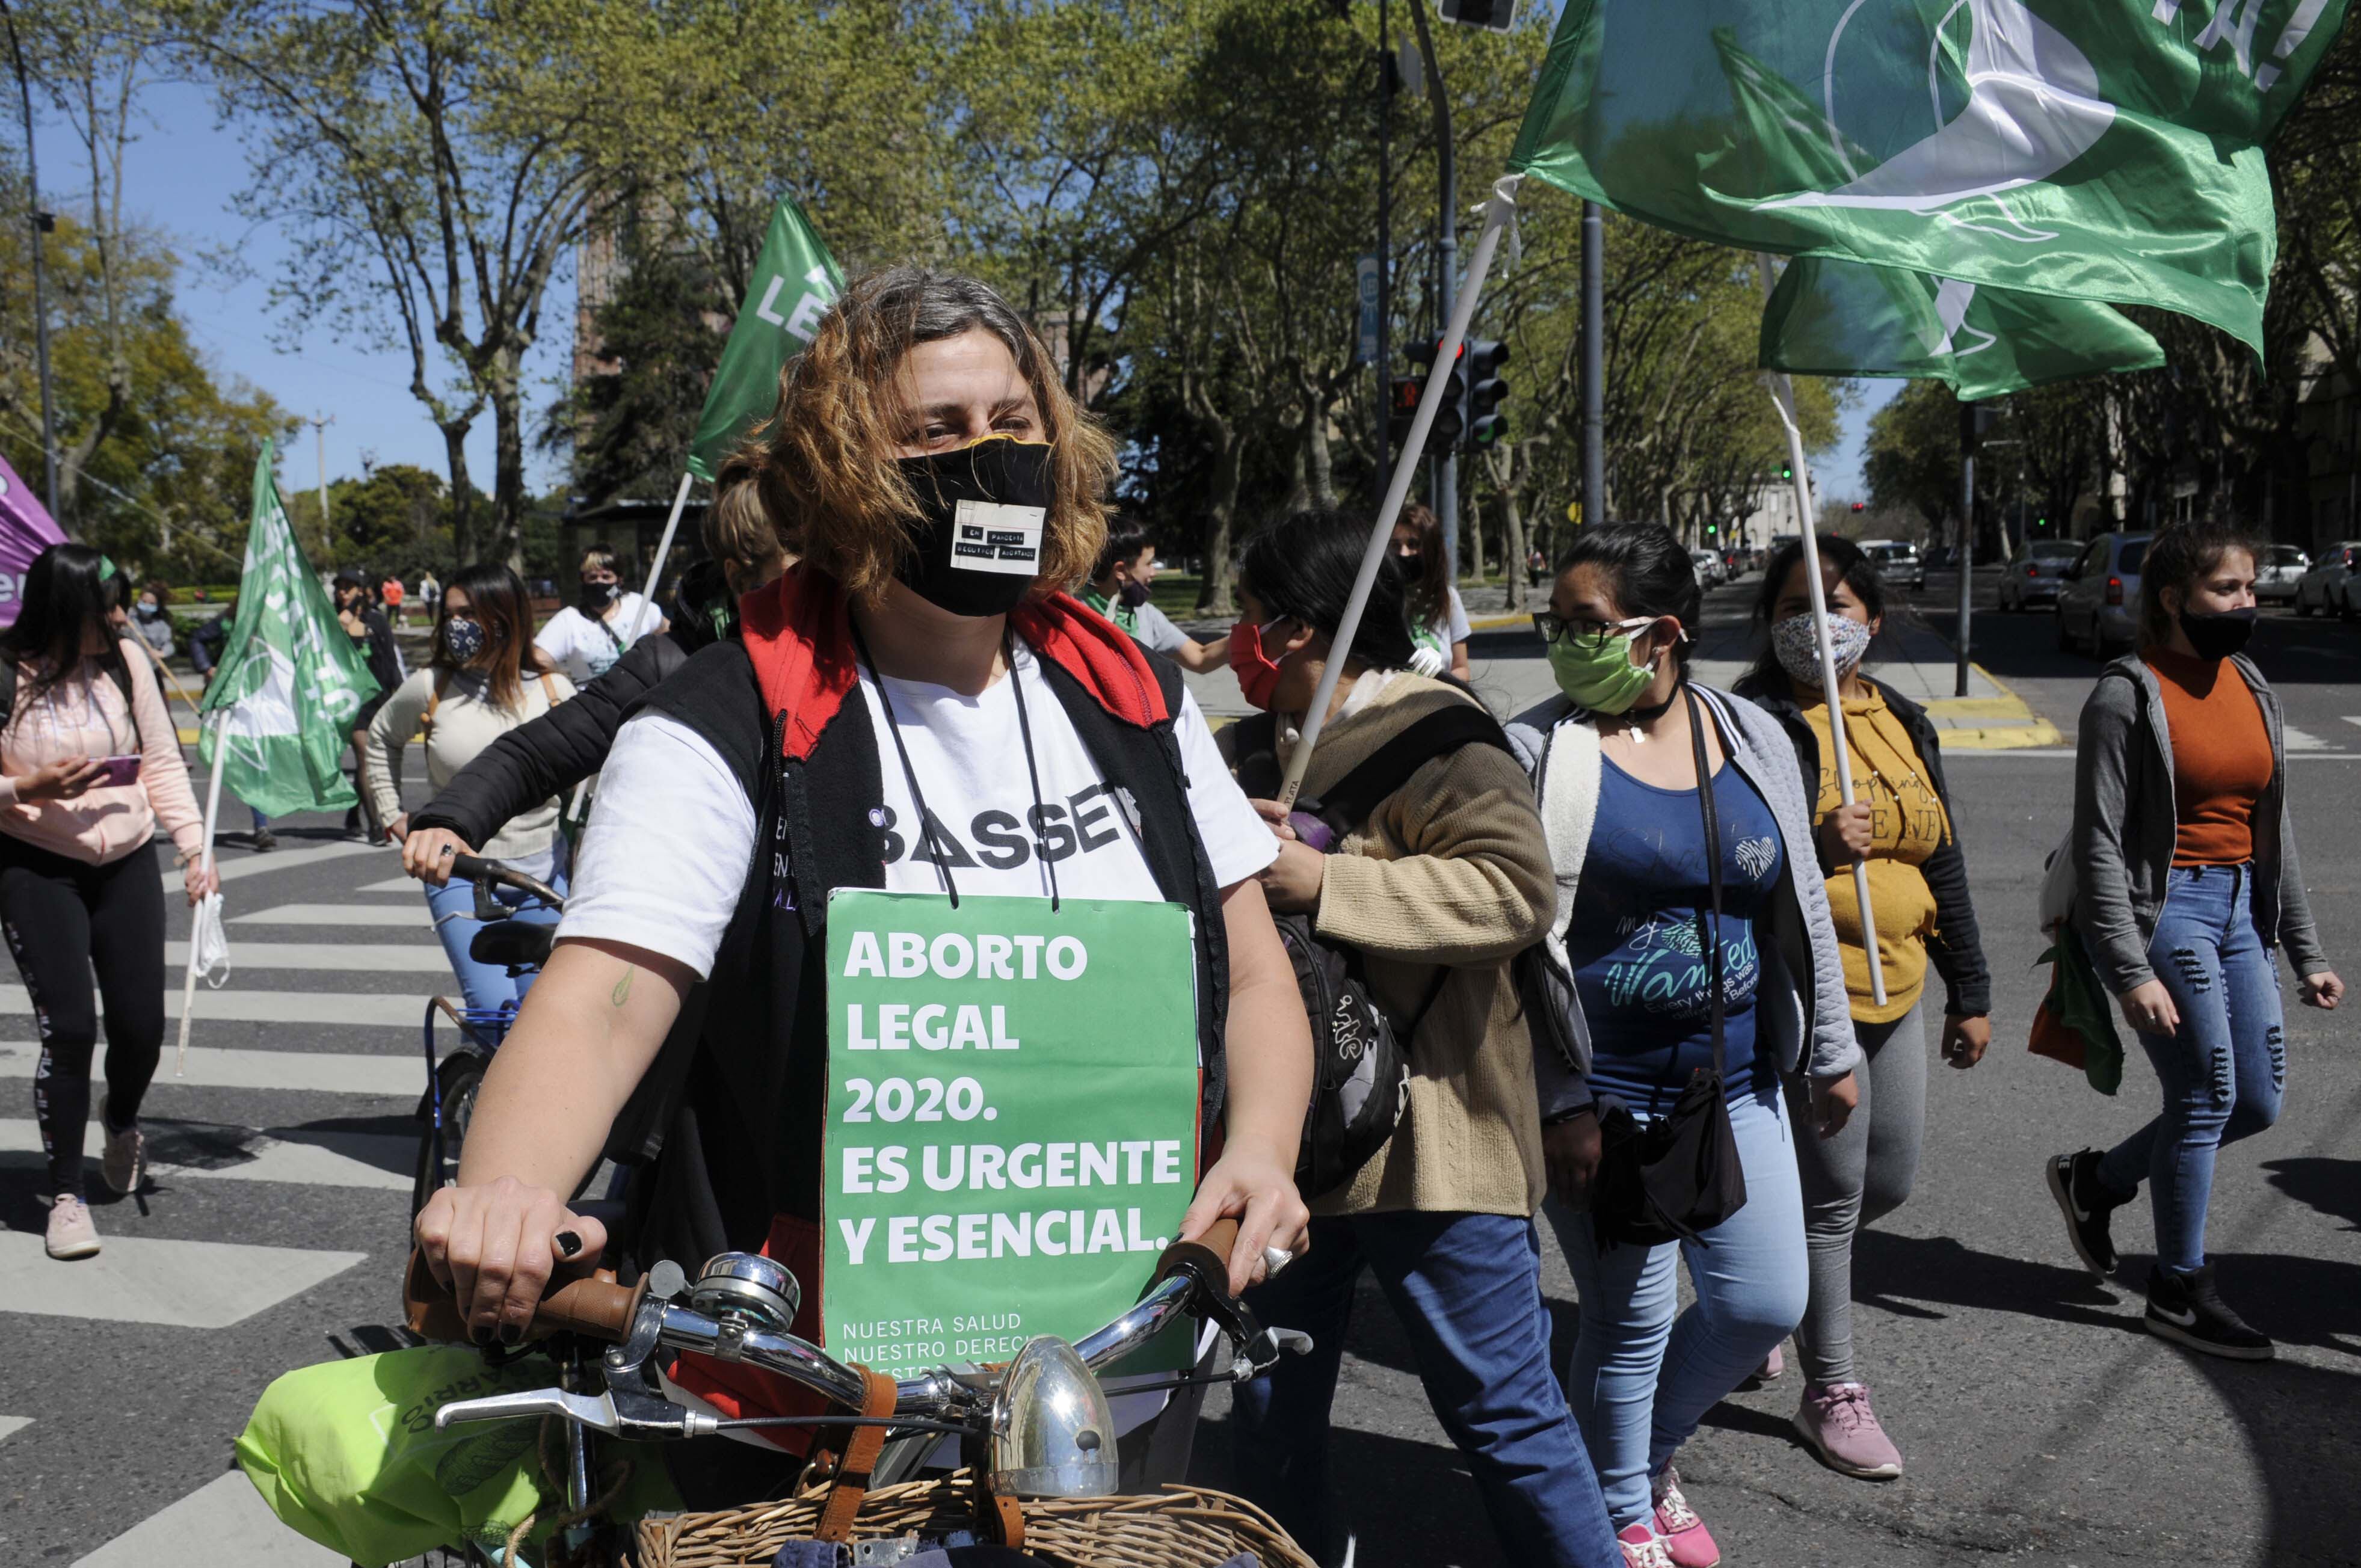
[1411,585,1472,656]
[534,592,660,684]
[559,641,1279,978]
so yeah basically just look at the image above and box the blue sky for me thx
[52,78,1885,508]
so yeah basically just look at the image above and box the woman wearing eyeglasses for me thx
[1505,524,1858,1568]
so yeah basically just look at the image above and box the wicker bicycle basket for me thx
[633,1473,1317,1568]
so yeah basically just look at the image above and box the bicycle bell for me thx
[690,1253,802,1332]
[988,1335,1118,1498]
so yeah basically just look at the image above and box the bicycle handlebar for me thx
[403,1216,1248,1418]
[446,853,566,911]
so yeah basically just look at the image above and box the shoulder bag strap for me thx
[1684,684,1725,1079]
[538,671,561,708]
[1318,705,1510,835]
[420,673,447,742]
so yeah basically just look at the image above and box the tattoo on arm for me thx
[610,965,634,1009]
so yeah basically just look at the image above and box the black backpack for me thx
[1232,703,1515,1198]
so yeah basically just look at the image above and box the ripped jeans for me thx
[2097,863,2285,1276]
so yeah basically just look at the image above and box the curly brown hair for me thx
[736,265,1114,606]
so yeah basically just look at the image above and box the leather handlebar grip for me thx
[400,1246,642,1344]
[1150,1217,1240,1288]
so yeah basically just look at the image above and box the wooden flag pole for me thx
[1754,254,1886,1007]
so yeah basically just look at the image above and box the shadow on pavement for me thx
[2262,1157,2361,1234]
[1187,1407,1501,1568]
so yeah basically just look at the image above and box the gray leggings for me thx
[1782,1001,1927,1388]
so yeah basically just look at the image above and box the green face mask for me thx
[1546,627,1657,714]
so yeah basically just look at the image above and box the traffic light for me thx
[1387,376,1421,451]
[1850,501,1865,512]
[1402,337,1464,454]
[1703,522,1717,539]
[1464,337,1510,450]
[1781,463,1793,481]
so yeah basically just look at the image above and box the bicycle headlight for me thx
[989,1335,1118,1498]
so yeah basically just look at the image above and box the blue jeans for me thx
[425,868,566,1015]
[2096,863,2285,1275]
[1228,1210,1621,1568]
[1544,1086,1808,1530]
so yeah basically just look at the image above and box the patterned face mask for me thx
[1772,612,1873,689]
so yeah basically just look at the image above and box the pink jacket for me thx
[0,640,206,865]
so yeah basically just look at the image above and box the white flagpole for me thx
[1754,256,1886,1006]
[623,470,695,645]
[1278,174,1524,807]
[174,710,229,1077]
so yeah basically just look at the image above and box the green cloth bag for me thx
[236,1345,679,1566]
[2032,925,2126,1097]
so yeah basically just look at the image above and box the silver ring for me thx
[1262,1245,1296,1279]
[438,844,456,856]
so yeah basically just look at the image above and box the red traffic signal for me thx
[1850,502,1865,512]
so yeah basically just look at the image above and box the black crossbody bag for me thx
[1589,684,1749,1250]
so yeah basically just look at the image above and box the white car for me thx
[2253,543,2308,604]
[1688,547,1726,587]
[1861,539,1927,591]
[2294,541,2361,618]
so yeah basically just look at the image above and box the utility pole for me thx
[3,0,61,523]
[1407,0,1456,573]
[306,412,335,534]
[1956,400,1977,698]
[1581,202,1603,532]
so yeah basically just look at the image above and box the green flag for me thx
[1508,0,2353,355]
[1761,256,2165,399]
[684,197,845,482]
[198,441,382,817]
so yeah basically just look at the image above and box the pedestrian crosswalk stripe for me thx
[2345,716,2361,730]
[232,902,432,927]
[358,875,423,893]
[0,1232,366,1329]
[156,839,383,894]
[0,1041,419,1096]
[0,1415,28,1445]
[166,940,448,971]
[1,1118,414,1190]
[73,1470,342,1567]
[0,985,433,1027]
[2283,724,2329,751]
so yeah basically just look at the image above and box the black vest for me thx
[615,638,1232,1278]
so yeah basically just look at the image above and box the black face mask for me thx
[1117,579,1151,609]
[578,580,619,615]
[1395,550,1425,584]
[2178,605,2256,661]
[893,437,1056,617]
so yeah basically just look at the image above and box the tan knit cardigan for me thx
[1233,672,1557,1218]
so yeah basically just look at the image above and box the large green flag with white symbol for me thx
[1760,256,2165,399]
[198,441,381,816]
[1508,0,2352,355]
[685,197,845,483]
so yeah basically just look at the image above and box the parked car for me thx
[2294,541,2361,617]
[1998,538,2082,611]
[1688,547,1726,587]
[2253,543,2309,604]
[2055,532,2150,656]
[1861,539,1927,590]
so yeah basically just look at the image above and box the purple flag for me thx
[0,453,69,629]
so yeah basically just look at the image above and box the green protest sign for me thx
[823,891,1200,1381]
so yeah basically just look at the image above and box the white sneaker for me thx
[46,1194,100,1259]
[99,1096,145,1196]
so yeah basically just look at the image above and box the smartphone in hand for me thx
[96,754,143,787]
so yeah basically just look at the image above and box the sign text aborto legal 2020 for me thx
[823,890,1201,1381]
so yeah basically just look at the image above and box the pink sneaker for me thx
[1755,1344,1784,1383]
[1651,1466,1720,1567]
[46,1194,100,1259]
[1794,1381,1904,1480]
[1617,1521,1675,1568]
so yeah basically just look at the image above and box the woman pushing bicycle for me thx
[410,267,1314,1489]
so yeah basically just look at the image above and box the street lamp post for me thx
[1406,0,1456,573]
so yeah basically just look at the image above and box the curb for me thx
[1467,612,1535,632]
[1927,665,2062,750]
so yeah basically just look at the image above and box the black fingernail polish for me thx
[555,1231,583,1258]
[499,1321,522,1347]
[471,1326,494,1348]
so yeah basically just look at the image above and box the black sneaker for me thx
[2144,1264,2274,1360]
[2046,1149,2122,1277]
[252,827,277,853]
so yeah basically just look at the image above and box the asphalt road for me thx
[7,580,2360,1567]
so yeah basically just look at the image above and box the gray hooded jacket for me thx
[2070,651,2327,997]
[1504,683,1861,1115]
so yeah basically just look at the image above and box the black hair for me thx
[332,571,368,600]
[0,544,134,709]
[2139,520,2258,649]
[1092,514,1153,583]
[1237,507,1419,671]
[1743,535,1888,688]
[1553,523,1702,666]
